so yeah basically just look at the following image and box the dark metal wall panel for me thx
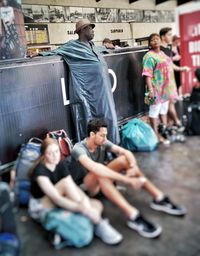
[0,48,147,165]
[105,48,148,123]
[0,57,73,164]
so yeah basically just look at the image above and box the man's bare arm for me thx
[79,154,131,184]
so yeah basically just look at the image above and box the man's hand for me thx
[173,54,181,62]
[26,50,39,58]
[148,89,155,99]
[126,165,140,177]
[181,66,190,72]
[80,197,101,223]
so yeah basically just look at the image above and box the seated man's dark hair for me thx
[87,118,108,136]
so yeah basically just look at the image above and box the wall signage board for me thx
[25,24,49,45]
[176,2,200,93]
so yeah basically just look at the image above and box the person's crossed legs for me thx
[84,155,163,218]
[83,154,186,238]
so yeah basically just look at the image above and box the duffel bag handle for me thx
[47,130,67,139]
[28,137,43,144]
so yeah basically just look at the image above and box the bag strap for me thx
[58,137,73,156]
[64,137,73,152]
[46,130,73,155]
[28,137,43,144]
[47,130,67,139]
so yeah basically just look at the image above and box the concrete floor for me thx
[16,136,200,256]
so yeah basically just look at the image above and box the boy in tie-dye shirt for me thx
[142,33,177,144]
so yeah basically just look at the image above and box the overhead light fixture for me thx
[177,0,192,5]
[129,0,139,3]
[156,0,168,4]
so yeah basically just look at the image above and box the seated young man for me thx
[70,118,186,239]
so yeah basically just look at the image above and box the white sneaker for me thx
[95,219,123,245]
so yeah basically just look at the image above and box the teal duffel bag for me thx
[121,118,158,152]
[41,208,93,249]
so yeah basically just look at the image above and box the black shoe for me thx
[150,196,187,216]
[158,124,169,139]
[126,214,162,239]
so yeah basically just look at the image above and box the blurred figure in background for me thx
[142,33,175,144]
[193,68,200,88]
[159,27,189,131]
[172,35,182,96]
[102,38,115,50]
[190,68,200,103]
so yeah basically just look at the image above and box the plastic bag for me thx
[121,118,158,152]
[41,209,93,249]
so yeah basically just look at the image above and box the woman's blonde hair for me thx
[40,137,59,155]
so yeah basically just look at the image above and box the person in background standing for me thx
[159,27,190,131]
[102,38,115,50]
[172,35,182,96]
[29,19,120,145]
[142,33,175,144]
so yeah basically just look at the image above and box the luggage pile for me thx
[184,87,200,135]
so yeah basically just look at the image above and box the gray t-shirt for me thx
[70,139,114,184]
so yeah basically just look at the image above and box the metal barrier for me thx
[0,46,148,165]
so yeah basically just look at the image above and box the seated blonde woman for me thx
[28,138,122,245]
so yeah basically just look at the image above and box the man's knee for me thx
[83,174,100,196]
[84,173,98,186]
[117,155,129,166]
[108,155,129,170]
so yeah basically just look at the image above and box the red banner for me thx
[179,9,200,93]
